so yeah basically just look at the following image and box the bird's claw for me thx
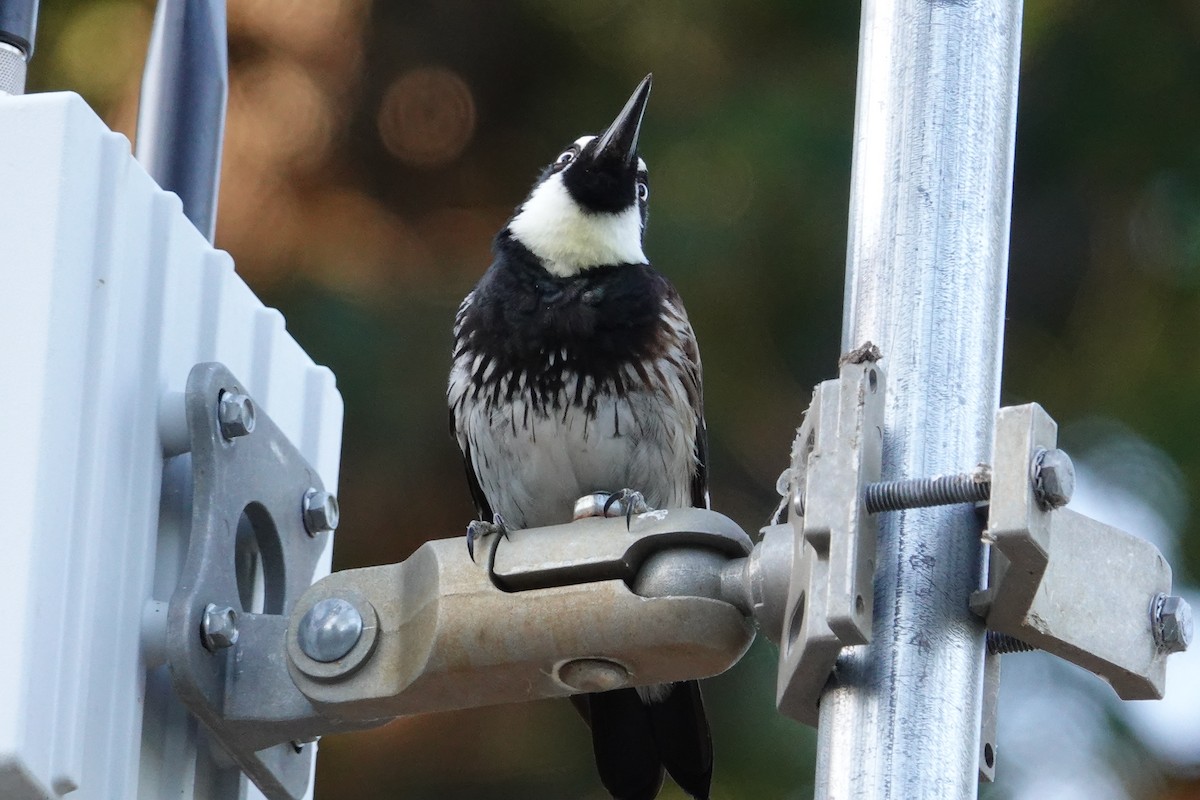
[603,489,650,530]
[466,513,509,562]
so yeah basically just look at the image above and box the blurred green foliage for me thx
[27,0,1200,797]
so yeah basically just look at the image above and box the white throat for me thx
[508,171,645,278]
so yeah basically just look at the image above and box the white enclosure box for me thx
[0,92,341,800]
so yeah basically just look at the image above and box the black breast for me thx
[455,232,669,412]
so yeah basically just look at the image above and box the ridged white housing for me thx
[0,92,341,800]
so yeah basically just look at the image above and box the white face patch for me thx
[508,135,648,278]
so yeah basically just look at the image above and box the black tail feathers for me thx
[575,681,712,800]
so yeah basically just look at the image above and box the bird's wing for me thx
[664,283,710,511]
[448,291,494,522]
[450,409,494,522]
[691,414,710,510]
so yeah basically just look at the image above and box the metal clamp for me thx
[972,403,1185,700]
[773,357,885,725]
[759,367,1189,735]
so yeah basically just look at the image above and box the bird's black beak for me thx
[593,74,652,167]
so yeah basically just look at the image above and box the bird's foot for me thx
[466,513,509,562]
[603,489,650,530]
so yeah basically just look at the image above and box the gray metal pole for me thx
[135,0,228,243]
[817,0,1023,797]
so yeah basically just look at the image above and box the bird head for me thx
[507,74,653,278]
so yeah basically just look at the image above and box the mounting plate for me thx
[163,363,332,799]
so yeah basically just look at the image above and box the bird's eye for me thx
[556,150,576,166]
[637,181,649,201]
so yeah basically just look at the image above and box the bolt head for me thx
[218,392,256,439]
[791,492,805,519]
[303,489,339,536]
[1034,448,1075,510]
[1155,594,1193,654]
[297,597,363,662]
[201,603,239,651]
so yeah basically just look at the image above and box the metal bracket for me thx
[287,510,757,722]
[774,358,885,725]
[159,365,759,798]
[972,403,1181,700]
[978,649,1001,782]
[161,363,341,799]
[160,362,1186,797]
[759,370,1188,738]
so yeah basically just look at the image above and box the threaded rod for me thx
[986,631,1037,655]
[864,474,991,513]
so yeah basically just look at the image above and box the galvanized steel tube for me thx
[818,0,1023,797]
[135,0,228,243]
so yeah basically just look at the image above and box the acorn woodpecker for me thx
[448,75,713,800]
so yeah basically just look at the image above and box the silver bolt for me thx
[1152,593,1192,654]
[1032,448,1075,510]
[218,392,256,439]
[290,735,320,753]
[297,597,363,662]
[303,489,339,536]
[864,473,991,513]
[201,603,239,651]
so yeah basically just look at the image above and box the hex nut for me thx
[1154,594,1193,654]
[201,603,239,651]
[218,392,256,439]
[1033,448,1075,510]
[303,489,339,536]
